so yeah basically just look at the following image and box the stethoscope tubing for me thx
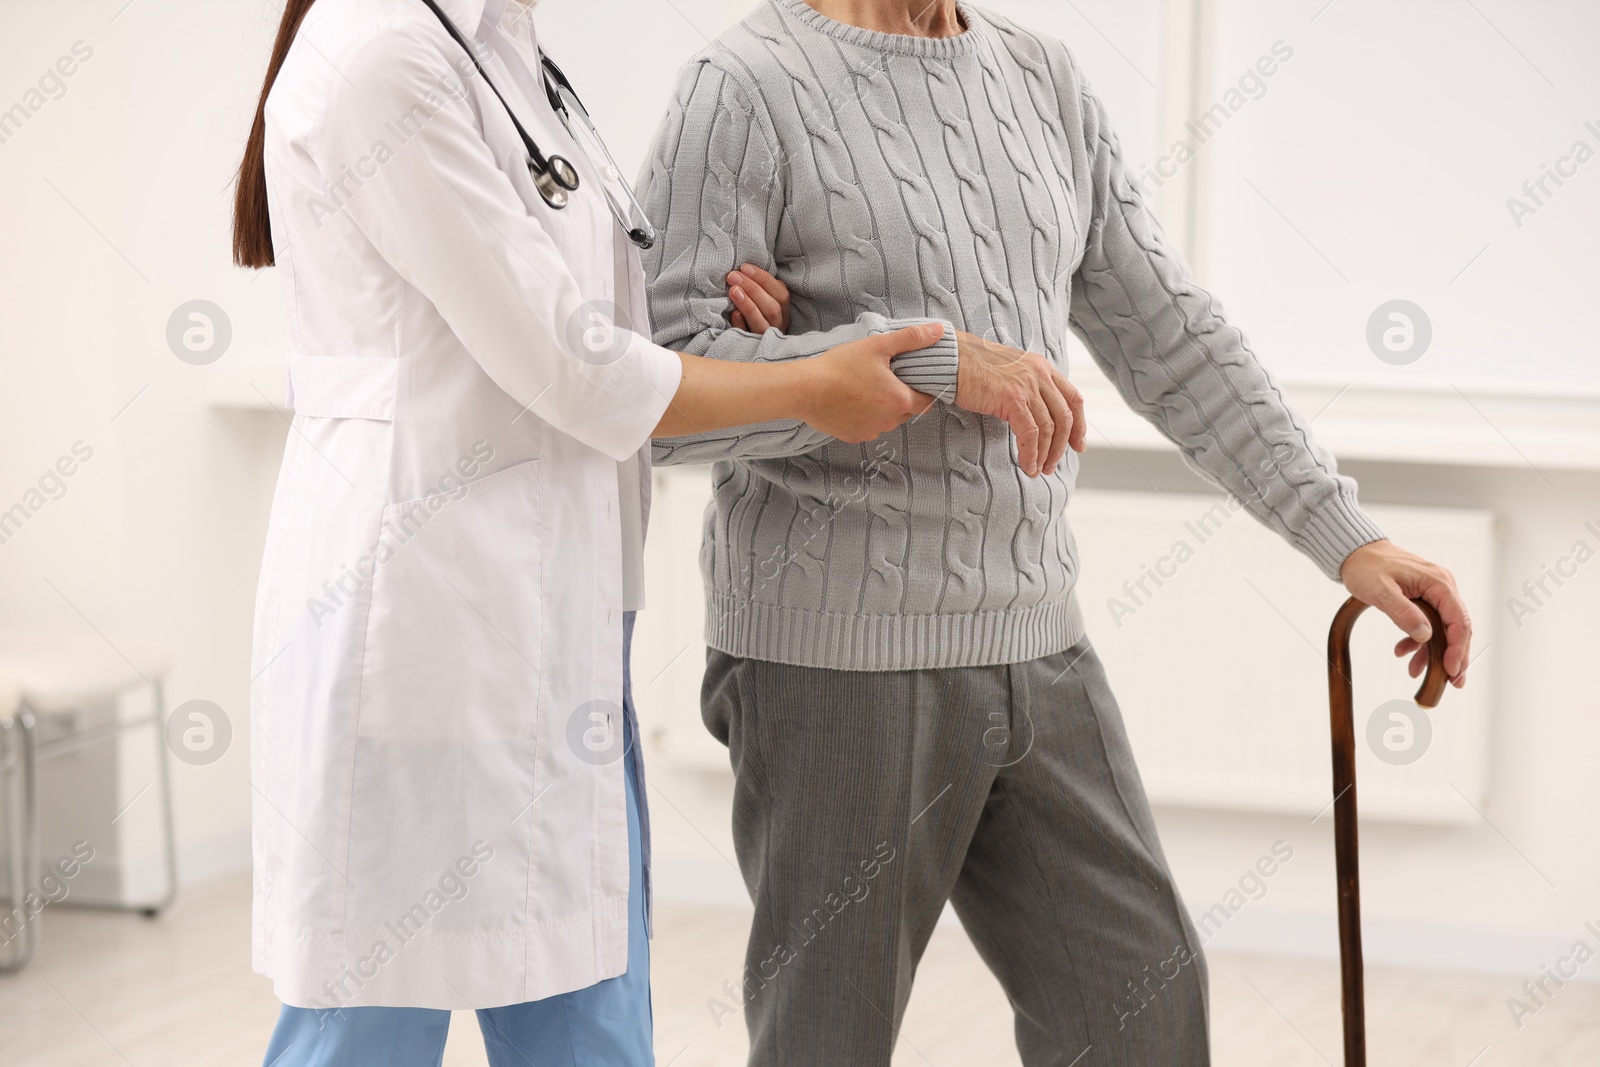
[541,61,656,249]
[414,0,656,250]
[414,0,578,206]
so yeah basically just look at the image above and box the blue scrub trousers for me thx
[262,618,653,1067]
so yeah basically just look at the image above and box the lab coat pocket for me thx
[361,458,545,740]
[346,459,545,936]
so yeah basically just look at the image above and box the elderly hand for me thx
[954,332,1085,478]
[1340,539,1472,687]
[721,269,1086,478]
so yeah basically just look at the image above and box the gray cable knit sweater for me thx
[640,0,1385,672]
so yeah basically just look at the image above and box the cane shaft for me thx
[1328,597,1368,1067]
[1326,596,1447,1067]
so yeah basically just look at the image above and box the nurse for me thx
[230,0,943,1063]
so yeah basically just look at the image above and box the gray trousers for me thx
[701,639,1209,1066]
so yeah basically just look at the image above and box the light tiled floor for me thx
[1,874,1595,1065]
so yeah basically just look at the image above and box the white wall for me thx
[1,0,1595,1014]
[1200,0,1600,391]
[1,0,289,889]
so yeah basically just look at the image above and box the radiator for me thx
[634,469,1495,825]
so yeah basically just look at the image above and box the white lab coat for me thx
[249,0,681,1010]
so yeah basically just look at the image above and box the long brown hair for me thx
[233,0,320,268]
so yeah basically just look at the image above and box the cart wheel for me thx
[140,907,159,919]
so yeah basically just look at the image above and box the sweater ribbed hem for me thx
[1297,489,1388,580]
[776,0,981,59]
[704,590,1087,671]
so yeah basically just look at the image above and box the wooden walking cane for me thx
[1326,596,1449,1067]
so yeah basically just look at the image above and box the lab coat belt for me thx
[285,354,399,421]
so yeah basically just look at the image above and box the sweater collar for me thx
[776,0,981,59]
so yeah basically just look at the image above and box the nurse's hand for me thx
[798,325,938,443]
[726,264,791,334]
[655,324,937,441]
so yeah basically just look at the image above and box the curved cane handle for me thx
[1410,599,1449,709]
[1329,596,1449,708]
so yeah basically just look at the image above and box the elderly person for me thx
[640,1,1471,1064]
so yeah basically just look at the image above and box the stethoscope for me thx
[417,0,656,249]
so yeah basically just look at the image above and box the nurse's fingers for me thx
[735,264,790,332]
[852,325,942,409]
[801,325,940,443]
[728,284,772,334]
[864,322,943,361]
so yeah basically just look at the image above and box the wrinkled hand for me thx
[798,325,938,444]
[1340,539,1472,687]
[954,332,1085,477]
[726,263,791,334]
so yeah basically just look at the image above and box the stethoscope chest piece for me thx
[533,154,580,208]
[548,155,580,191]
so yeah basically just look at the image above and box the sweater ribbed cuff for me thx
[1298,489,1388,581]
[885,321,960,403]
